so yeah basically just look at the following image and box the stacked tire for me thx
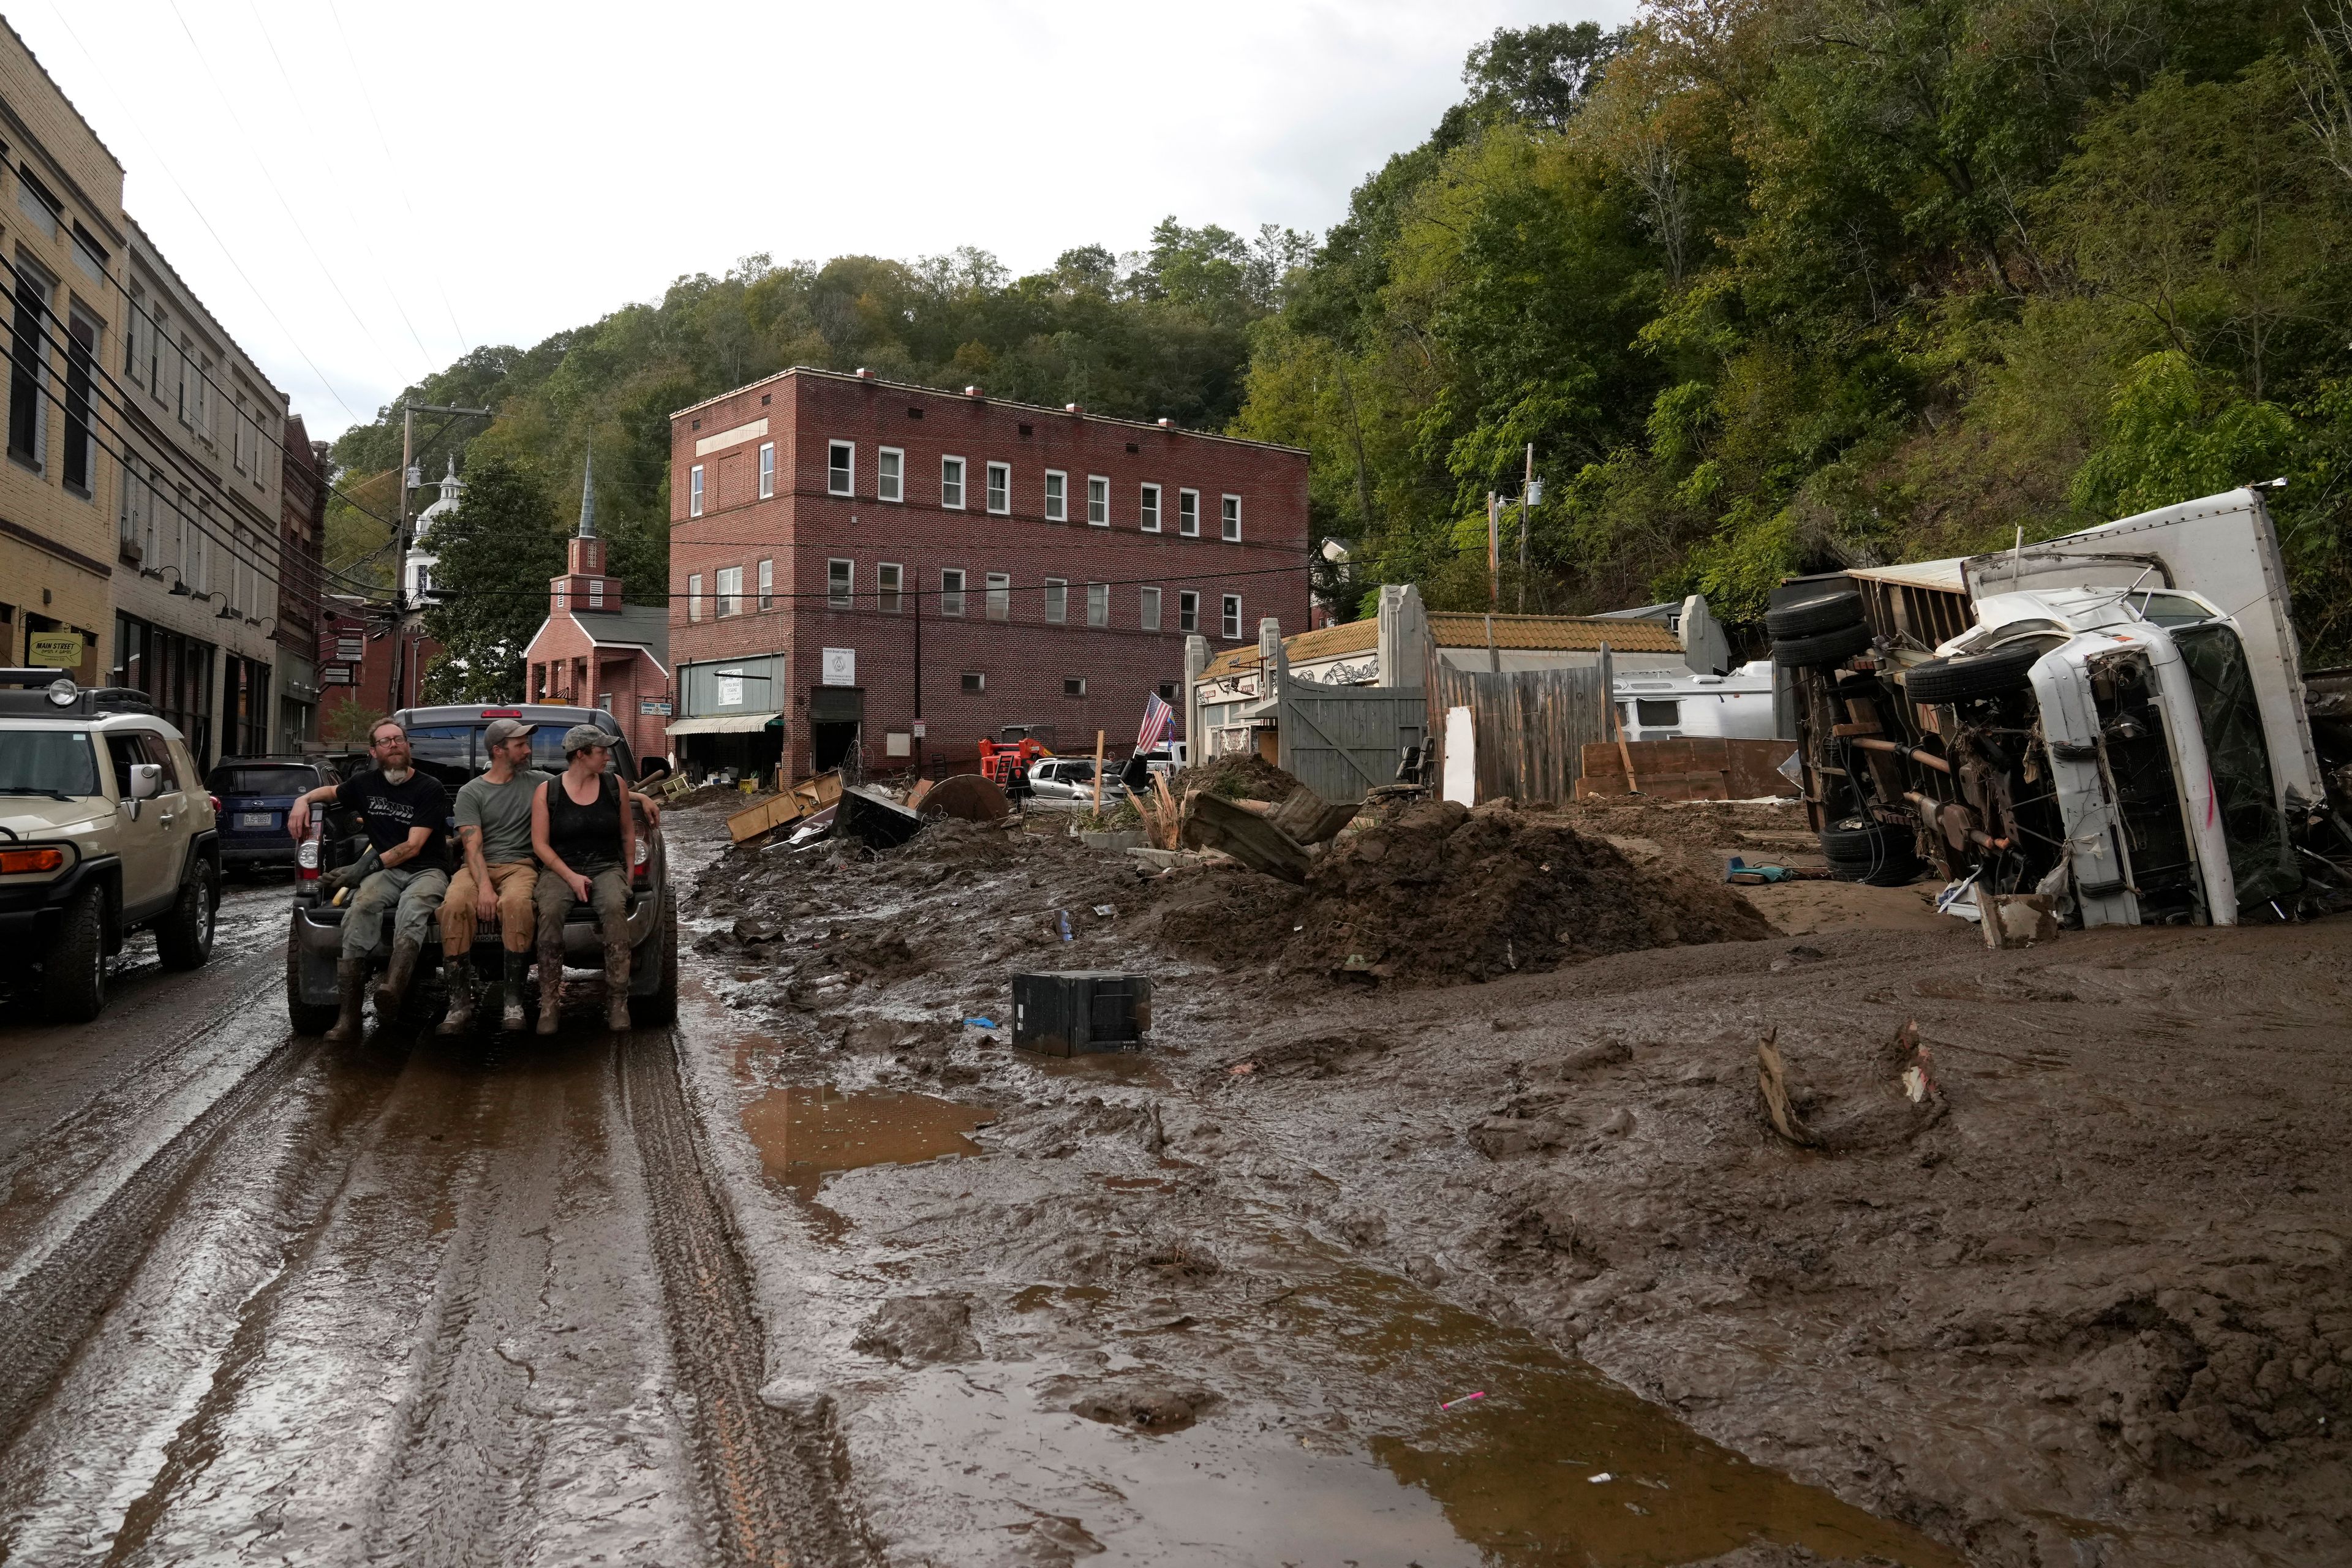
[1768,587,1871,668]
[1820,818,1921,886]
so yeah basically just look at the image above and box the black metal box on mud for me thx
[1011,972,1152,1057]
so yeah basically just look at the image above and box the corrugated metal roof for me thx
[1427,613,1683,652]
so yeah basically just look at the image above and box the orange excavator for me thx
[977,733,1052,787]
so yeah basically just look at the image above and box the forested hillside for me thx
[336,0,2352,703]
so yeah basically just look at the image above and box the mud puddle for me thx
[740,1084,990,1202]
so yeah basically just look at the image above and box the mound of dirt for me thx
[1166,754,1299,804]
[897,815,1022,870]
[1151,799,1770,985]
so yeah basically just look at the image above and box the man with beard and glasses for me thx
[285,718,452,1040]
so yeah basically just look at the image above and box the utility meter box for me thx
[1012,971,1152,1057]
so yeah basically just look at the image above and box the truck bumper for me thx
[289,889,666,1006]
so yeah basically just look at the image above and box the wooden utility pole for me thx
[1518,443,1534,614]
[1090,729,1106,814]
[1487,491,1499,611]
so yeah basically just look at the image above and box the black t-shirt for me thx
[335,768,453,869]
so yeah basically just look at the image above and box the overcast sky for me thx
[15,1,1635,441]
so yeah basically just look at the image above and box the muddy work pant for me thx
[532,864,631,951]
[440,861,539,954]
[341,864,450,962]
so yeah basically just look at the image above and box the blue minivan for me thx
[206,756,339,876]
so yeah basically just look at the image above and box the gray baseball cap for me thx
[559,722,620,756]
[483,717,537,746]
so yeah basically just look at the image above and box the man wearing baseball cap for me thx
[439,717,545,1033]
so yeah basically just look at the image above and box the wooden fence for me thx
[1427,657,1612,807]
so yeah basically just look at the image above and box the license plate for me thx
[237,812,274,829]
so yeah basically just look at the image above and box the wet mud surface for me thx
[687,797,2352,1566]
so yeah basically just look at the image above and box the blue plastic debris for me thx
[964,1017,998,1029]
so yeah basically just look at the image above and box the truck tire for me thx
[1772,621,1872,668]
[628,895,679,1028]
[155,862,217,970]
[1765,587,1864,639]
[1820,819,1920,886]
[42,884,108,1023]
[285,940,339,1035]
[1905,642,2043,703]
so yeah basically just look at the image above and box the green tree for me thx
[418,457,565,703]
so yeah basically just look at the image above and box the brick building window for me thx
[1222,494,1242,542]
[758,442,774,499]
[757,557,773,610]
[829,441,854,496]
[877,562,903,614]
[1044,578,1067,624]
[1139,483,1161,533]
[716,565,742,617]
[688,572,704,622]
[1140,586,1161,631]
[828,558,853,609]
[688,464,704,517]
[941,456,965,509]
[940,568,965,617]
[986,572,1010,620]
[1063,677,1087,698]
[986,462,1009,513]
[1178,590,1199,633]
[1086,581,1107,627]
[961,671,986,693]
[1177,488,1199,537]
[877,447,903,502]
[1157,682,1178,705]
[1222,594,1243,639]
[1087,475,1109,527]
[1044,470,1067,522]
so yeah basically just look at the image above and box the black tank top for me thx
[545,772,620,872]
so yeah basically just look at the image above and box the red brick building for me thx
[665,368,1310,780]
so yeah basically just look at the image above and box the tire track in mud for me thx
[624,1025,874,1568]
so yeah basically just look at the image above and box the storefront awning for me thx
[666,711,781,736]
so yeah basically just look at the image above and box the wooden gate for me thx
[1276,679,1427,804]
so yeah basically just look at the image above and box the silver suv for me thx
[0,670,221,1020]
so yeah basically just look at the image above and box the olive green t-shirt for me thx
[454,770,543,865]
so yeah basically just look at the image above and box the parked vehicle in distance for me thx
[0,671,220,1020]
[208,756,339,876]
[283,703,678,1033]
[1613,660,1785,744]
[1025,757,1098,801]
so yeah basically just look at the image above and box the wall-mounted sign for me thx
[911,719,926,739]
[321,665,355,685]
[821,647,856,687]
[28,632,83,668]
[717,674,743,706]
[335,636,364,661]
[639,698,672,716]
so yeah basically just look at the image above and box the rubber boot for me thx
[323,958,368,1042]
[376,936,423,1015]
[535,930,565,1036]
[603,934,633,1032]
[500,950,529,1032]
[435,957,475,1036]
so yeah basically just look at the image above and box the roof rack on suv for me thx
[0,671,156,718]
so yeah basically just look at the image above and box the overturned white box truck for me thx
[1771,486,2351,925]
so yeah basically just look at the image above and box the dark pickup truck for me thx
[284,703,677,1033]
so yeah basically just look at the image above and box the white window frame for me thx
[986,462,1011,513]
[757,557,774,609]
[985,571,1011,621]
[1043,470,1067,522]
[828,557,854,609]
[1086,581,1107,627]
[688,464,704,517]
[716,564,743,617]
[1044,577,1068,624]
[1178,488,1199,537]
[877,560,903,614]
[1222,494,1242,542]
[1139,483,1161,533]
[588,576,606,609]
[758,441,775,499]
[940,567,966,617]
[941,455,965,510]
[828,440,854,497]
[688,571,704,622]
[1222,594,1242,640]
[1139,586,1161,631]
[1086,475,1109,527]
[1178,590,1199,633]
[877,446,904,503]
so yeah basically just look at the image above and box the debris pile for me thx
[1154,799,1771,984]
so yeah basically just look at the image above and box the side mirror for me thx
[129,763,163,802]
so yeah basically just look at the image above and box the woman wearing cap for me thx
[530,723,636,1033]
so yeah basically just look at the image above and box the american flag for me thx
[1136,692,1175,753]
